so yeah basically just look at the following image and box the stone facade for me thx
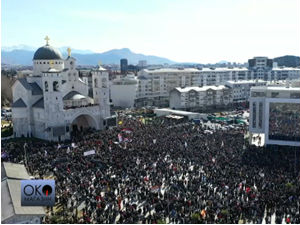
[12,40,110,141]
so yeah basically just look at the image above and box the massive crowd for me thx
[269,104,300,142]
[2,113,300,224]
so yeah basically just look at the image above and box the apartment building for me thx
[169,85,232,111]
[225,80,267,103]
[135,67,248,107]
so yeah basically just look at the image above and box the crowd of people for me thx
[2,112,300,224]
[269,103,300,142]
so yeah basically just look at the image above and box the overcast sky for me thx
[2,0,300,63]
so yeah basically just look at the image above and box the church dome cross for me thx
[44,35,50,46]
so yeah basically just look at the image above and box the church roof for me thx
[12,98,27,108]
[63,91,87,100]
[92,65,107,72]
[32,98,44,109]
[29,82,43,95]
[33,45,63,60]
[17,79,43,95]
[97,65,107,71]
[18,78,31,90]
[43,68,61,73]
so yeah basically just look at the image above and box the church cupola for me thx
[32,36,65,76]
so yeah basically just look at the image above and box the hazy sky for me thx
[2,0,300,63]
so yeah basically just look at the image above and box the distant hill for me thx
[273,55,300,67]
[217,60,229,64]
[1,47,175,66]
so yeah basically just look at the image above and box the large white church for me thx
[12,36,111,141]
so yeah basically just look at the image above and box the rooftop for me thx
[272,67,300,71]
[32,97,44,108]
[63,91,88,100]
[251,86,300,91]
[2,162,30,180]
[33,44,63,60]
[12,98,27,108]
[226,79,266,84]
[174,85,227,93]
[143,67,249,73]
[1,162,45,222]
[2,179,45,219]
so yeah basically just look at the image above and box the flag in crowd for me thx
[118,133,123,143]
[122,128,133,134]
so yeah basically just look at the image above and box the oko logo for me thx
[21,180,55,206]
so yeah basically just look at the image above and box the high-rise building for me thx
[120,58,128,74]
[248,57,273,80]
[138,60,147,68]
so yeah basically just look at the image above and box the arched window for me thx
[45,81,48,92]
[53,81,59,91]
[94,78,98,88]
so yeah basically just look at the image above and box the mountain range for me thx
[2,45,300,68]
[273,55,300,67]
[1,45,175,66]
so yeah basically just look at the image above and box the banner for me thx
[124,138,132,143]
[71,143,77,148]
[151,185,160,193]
[84,150,95,156]
[122,128,133,134]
